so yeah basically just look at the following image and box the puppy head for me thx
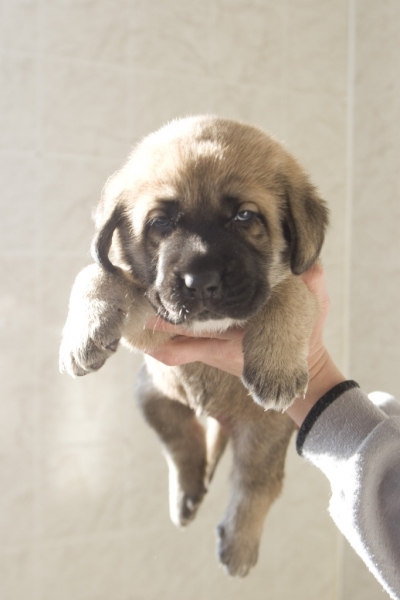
[92,116,329,325]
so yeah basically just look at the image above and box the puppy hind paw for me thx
[216,524,259,577]
[170,488,207,528]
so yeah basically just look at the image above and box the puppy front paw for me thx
[242,361,308,411]
[216,522,259,577]
[59,307,126,377]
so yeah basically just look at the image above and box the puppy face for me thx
[92,117,328,327]
[141,198,274,326]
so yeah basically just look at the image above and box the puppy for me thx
[60,116,328,577]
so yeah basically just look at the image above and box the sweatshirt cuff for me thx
[296,380,360,455]
[296,382,389,482]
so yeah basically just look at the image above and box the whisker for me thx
[152,313,163,334]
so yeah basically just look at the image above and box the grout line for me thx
[0,46,286,94]
[344,0,356,383]
[281,0,289,141]
[0,46,286,91]
[337,3,357,600]
[0,148,134,163]
[206,0,215,114]
[32,2,45,598]
[124,5,133,596]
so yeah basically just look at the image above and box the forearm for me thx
[292,375,400,600]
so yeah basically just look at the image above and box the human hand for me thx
[144,318,245,377]
[145,263,331,383]
[286,263,345,426]
[145,263,346,425]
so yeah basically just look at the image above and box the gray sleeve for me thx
[297,383,400,600]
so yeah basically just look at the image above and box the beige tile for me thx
[43,0,130,65]
[0,155,38,253]
[0,547,34,600]
[39,255,93,330]
[0,449,35,546]
[0,261,37,547]
[128,70,214,141]
[350,0,400,400]
[284,90,347,199]
[0,257,37,453]
[0,253,37,324]
[211,81,284,138]
[354,7,400,188]
[38,256,140,445]
[285,0,347,96]
[268,440,338,600]
[40,537,127,600]
[0,0,39,53]
[0,53,37,151]
[321,183,348,262]
[124,418,169,531]
[210,1,284,87]
[40,442,125,540]
[350,262,400,397]
[125,525,211,599]
[130,1,210,77]
[353,107,400,265]
[0,381,35,455]
[40,156,122,256]
[210,0,280,6]
[342,539,391,600]
[351,182,400,268]
[318,259,347,369]
[353,101,400,267]
[42,59,129,157]
[356,0,400,98]
[42,358,131,446]
[41,349,136,447]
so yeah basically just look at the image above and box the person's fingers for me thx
[146,337,206,365]
[146,316,199,337]
[146,316,244,340]
[146,335,244,377]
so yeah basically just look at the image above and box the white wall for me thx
[0,1,398,598]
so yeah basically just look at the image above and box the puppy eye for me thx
[151,216,171,228]
[235,210,255,222]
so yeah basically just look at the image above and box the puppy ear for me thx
[283,179,329,275]
[91,203,123,273]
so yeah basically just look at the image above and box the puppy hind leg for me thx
[136,377,208,527]
[216,416,294,577]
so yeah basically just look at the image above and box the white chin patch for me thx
[187,317,245,334]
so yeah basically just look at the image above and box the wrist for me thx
[286,349,346,427]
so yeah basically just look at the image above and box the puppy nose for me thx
[183,271,221,298]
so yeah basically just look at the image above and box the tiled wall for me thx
[0,1,398,599]
[343,1,400,598]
